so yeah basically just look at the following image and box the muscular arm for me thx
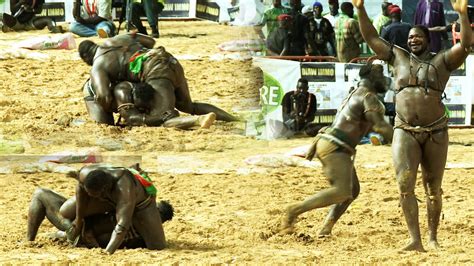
[105,177,136,254]
[444,1,472,71]
[91,66,113,112]
[363,93,393,143]
[353,0,391,60]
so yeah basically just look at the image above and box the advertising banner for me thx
[162,0,193,18]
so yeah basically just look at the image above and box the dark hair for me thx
[412,25,430,43]
[78,40,98,66]
[157,200,174,223]
[83,169,112,191]
[297,78,309,85]
[340,2,353,14]
[132,83,155,102]
[359,63,373,78]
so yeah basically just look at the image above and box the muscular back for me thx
[332,85,386,145]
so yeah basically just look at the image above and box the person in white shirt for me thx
[70,0,116,38]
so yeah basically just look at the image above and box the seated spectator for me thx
[1,0,63,33]
[130,0,164,38]
[266,14,292,55]
[306,1,335,56]
[71,0,115,38]
[281,78,320,136]
[380,5,412,51]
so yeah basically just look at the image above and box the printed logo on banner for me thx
[227,6,239,22]
[37,2,65,22]
[162,0,191,18]
[196,0,220,22]
[343,63,364,82]
[260,72,284,115]
[300,63,336,82]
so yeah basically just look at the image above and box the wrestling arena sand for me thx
[0,21,473,264]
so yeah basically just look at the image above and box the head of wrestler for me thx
[296,78,309,94]
[83,170,114,198]
[340,2,354,18]
[407,25,430,56]
[132,83,155,112]
[328,0,339,16]
[78,40,99,66]
[359,63,387,93]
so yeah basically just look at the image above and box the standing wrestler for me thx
[353,0,471,251]
[281,63,393,237]
[78,33,238,126]
[27,188,174,249]
[63,164,167,254]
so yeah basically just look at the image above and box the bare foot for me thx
[427,239,441,250]
[279,207,297,234]
[318,220,335,238]
[402,241,426,252]
[199,112,216,129]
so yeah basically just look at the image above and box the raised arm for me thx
[444,0,472,71]
[363,93,393,143]
[105,177,136,254]
[352,0,392,60]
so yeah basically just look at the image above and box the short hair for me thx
[298,78,309,85]
[78,40,98,64]
[412,25,431,43]
[328,0,338,5]
[340,2,353,14]
[359,63,373,79]
[132,83,155,102]
[83,169,112,191]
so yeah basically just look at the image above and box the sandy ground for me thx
[0,21,473,264]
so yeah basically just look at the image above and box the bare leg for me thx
[281,149,354,234]
[27,188,71,241]
[170,61,239,122]
[421,129,448,250]
[392,128,425,252]
[32,17,62,33]
[162,113,216,129]
[133,203,166,250]
[319,167,360,237]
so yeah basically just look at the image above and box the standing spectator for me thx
[381,5,412,51]
[302,5,313,19]
[287,0,308,56]
[307,1,335,56]
[266,14,292,55]
[372,1,392,34]
[334,2,363,62]
[413,0,447,53]
[71,0,116,38]
[255,0,290,39]
[130,0,164,38]
[323,0,339,27]
[1,0,63,33]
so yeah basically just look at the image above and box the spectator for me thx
[413,0,447,53]
[255,0,290,39]
[323,0,339,27]
[71,0,116,38]
[1,0,63,33]
[334,2,363,62]
[302,5,313,19]
[130,0,164,38]
[266,14,292,55]
[307,1,335,56]
[287,0,308,56]
[381,5,412,51]
[281,78,320,136]
[372,1,392,34]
